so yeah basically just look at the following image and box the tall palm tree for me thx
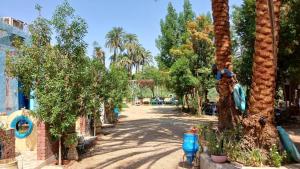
[105,27,125,63]
[243,0,281,150]
[124,33,138,76]
[139,49,152,71]
[133,45,145,73]
[212,0,240,130]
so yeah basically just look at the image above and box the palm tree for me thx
[116,54,132,72]
[133,45,145,73]
[124,33,138,76]
[105,27,125,63]
[212,0,240,130]
[93,42,105,65]
[243,0,281,150]
[139,49,152,71]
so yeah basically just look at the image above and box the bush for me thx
[269,144,285,167]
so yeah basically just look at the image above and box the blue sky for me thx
[1,0,243,65]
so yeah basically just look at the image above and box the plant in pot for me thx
[206,129,227,163]
[64,133,79,161]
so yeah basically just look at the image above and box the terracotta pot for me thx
[211,155,227,163]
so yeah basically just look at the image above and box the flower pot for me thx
[211,155,227,163]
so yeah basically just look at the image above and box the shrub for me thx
[269,144,285,167]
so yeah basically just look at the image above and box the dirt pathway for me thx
[69,105,217,169]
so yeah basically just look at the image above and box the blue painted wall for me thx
[0,21,30,114]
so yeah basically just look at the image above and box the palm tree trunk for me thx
[242,0,281,150]
[212,0,240,130]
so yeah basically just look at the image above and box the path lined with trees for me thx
[70,105,217,169]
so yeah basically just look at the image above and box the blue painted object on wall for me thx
[0,21,31,114]
[18,82,30,110]
[182,133,199,165]
[114,107,120,119]
[29,90,36,111]
[10,115,34,139]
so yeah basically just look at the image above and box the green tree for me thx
[135,66,165,97]
[178,0,195,44]
[105,27,125,63]
[156,2,180,68]
[124,33,138,76]
[106,65,129,108]
[6,1,96,165]
[188,15,215,114]
[278,0,300,85]
[232,0,256,91]
[169,58,198,109]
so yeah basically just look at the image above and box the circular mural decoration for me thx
[10,115,33,139]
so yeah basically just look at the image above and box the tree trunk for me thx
[185,94,190,110]
[93,111,97,136]
[58,136,62,166]
[242,0,281,151]
[212,0,241,130]
[198,94,202,116]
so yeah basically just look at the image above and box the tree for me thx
[169,58,198,109]
[93,41,105,65]
[277,0,300,85]
[156,2,180,68]
[178,0,195,44]
[6,1,93,165]
[187,15,215,114]
[135,66,164,97]
[232,0,256,91]
[105,65,129,111]
[124,33,138,76]
[233,0,300,100]
[211,0,240,130]
[105,27,125,63]
[135,46,152,72]
[243,0,281,151]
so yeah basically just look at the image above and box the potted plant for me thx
[206,129,227,163]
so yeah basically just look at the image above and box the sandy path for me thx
[69,105,217,169]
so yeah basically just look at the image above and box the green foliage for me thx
[269,144,285,167]
[157,1,215,112]
[206,129,225,156]
[106,28,152,76]
[106,65,129,108]
[135,66,165,86]
[278,0,300,84]
[6,1,108,140]
[169,58,198,99]
[7,2,84,137]
[105,27,125,63]
[64,133,78,148]
[178,0,196,44]
[156,2,180,68]
[232,0,256,89]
